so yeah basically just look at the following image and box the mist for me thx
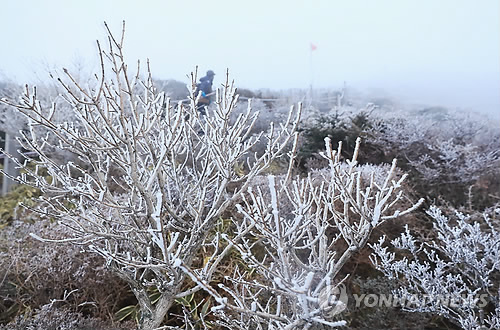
[0,0,498,118]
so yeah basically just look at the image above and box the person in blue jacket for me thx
[195,70,215,114]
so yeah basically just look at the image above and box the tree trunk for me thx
[138,294,174,330]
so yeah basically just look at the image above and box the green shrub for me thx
[0,184,40,226]
[297,111,372,169]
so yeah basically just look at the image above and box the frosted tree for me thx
[0,82,27,194]
[0,21,300,330]
[370,206,500,329]
[1,22,423,329]
[0,82,25,132]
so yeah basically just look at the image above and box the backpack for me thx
[195,79,212,104]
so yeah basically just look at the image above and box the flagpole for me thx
[309,43,314,108]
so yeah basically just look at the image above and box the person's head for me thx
[206,70,215,78]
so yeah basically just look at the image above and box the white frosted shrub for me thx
[204,138,422,329]
[367,108,500,185]
[370,206,500,329]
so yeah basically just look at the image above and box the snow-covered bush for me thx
[368,107,500,184]
[0,23,422,329]
[364,106,500,209]
[203,138,422,329]
[370,206,500,329]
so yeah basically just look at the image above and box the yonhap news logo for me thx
[318,284,348,317]
[318,284,491,315]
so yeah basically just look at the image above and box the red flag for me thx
[310,43,317,51]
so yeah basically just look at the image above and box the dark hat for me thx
[207,70,215,76]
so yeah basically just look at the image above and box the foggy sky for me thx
[1,0,498,116]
